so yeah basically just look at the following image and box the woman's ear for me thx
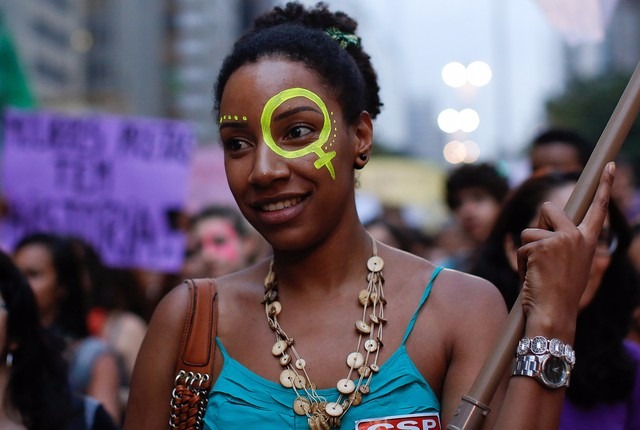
[353,111,373,170]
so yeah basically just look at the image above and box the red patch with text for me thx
[355,413,442,430]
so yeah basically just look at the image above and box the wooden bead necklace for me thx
[263,237,385,430]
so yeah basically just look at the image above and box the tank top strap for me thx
[215,337,231,359]
[401,266,444,345]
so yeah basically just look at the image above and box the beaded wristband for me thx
[516,336,576,368]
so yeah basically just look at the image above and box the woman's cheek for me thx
[579,255,610,310]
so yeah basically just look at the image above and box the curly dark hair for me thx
[445,162,510,210]
[14,233,89,340]
[471,171,640,407]
[213,1,382,125]
[0,250,74,429]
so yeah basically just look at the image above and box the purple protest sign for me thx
[1,108,196,272]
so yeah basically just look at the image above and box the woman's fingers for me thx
[516,163,616,322]
[577,161,616,241]
[519,162,616,250]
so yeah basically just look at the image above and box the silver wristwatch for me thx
[512,353,571,389]
[512,336,575,389]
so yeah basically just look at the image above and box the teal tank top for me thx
[203,266,444,429]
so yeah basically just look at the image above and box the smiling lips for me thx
[261,196,303,212]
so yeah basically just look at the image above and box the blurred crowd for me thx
[1,125,640,428]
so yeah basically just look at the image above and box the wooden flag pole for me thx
[447,62,640,430]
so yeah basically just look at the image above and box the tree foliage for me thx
[545,71,640,169]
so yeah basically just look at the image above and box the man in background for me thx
[528,127,593,174]
[443,162,510,271]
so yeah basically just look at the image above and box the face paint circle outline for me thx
[260,88,336,178]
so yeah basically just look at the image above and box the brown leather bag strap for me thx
[174,278,218,379]
[169,278,217,430]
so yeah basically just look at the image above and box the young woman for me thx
[124,3,615,429]
[0,250,119,430]
[472,171,640,429]
[12,233,122,425]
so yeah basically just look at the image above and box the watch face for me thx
[541,355,569,388]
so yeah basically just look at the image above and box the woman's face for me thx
[219,58,370,249]
[191,216,246,277]
[14,244,60,326]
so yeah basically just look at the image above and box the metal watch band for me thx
[512,354,539,377]
[512,354,571,389]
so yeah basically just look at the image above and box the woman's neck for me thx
[270,227,374,295]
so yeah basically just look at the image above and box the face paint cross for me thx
[260,87,337,179]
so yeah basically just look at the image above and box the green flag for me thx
[0,14,35,108]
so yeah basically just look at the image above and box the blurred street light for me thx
[441,61,467,88]
[466,60,492,87]
[441,60,492,88]
[458,108,480,132]
[437,108,480,133]
[440,60,490,164]
[437,108,460,133]
[443,139,480,164]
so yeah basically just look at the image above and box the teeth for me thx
[262,197,302,212]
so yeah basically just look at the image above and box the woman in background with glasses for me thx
[472,170,640,429]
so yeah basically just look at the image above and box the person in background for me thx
[365,215,444,263]
[129,269,182,323]
[12,233,122,425]
[364,216,415,252]
[528,127,593,174]
[627,222,640,349]
[0,250,119,429]
[181,204,269,279]
[125,2,615,429]
[471,171,640,429]
[73,240,147,412]
[611,156,640,225]
[443,162,510,271]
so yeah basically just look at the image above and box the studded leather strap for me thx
[170,278,218,430]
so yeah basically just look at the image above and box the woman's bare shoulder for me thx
[428,267,509,334]
[381,242,507,319]
[435,267,505,303]
[151,281,192,326]
[380,244,501,295]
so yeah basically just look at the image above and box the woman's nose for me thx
[248,142,290,185]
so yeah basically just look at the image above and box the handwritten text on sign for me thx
[1,109,196,272]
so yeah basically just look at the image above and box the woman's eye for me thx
[286,125,313,139]
[23,269,41,280]
[224,139,250,152]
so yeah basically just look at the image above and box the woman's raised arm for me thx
[491,162,615,429]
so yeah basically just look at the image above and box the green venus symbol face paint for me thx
[260,87,337,180]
